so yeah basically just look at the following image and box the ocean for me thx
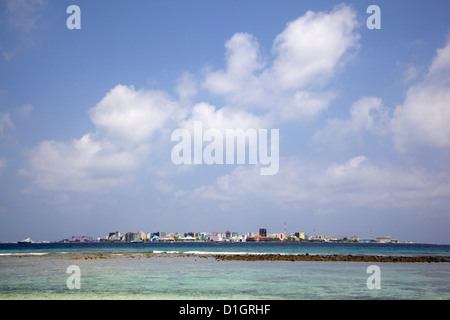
[0,242,449,300]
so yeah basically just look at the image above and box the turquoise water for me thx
[1,243,449,300]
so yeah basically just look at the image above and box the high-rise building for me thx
[137,231,146,241]
[125,232,134,242]
[259,228,267,237]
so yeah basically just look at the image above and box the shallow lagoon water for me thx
[1,242,449,300]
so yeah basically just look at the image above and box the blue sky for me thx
[1,0,449,243]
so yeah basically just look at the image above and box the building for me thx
[259,228,267,237]
[107,231,123,241]
[159,235,174,242]
[247,234,271,242]
[376,236,391,243]
[135,231,146,242]
[309,234,327,242]
[269,233,287,241]
[376,236,397,243]
[295,232,306,240]
[125,232,134,242]
[209,234,222,242]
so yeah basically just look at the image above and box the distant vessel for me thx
[18,238,33,244]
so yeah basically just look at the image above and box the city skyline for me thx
[1,1,450,244]
[18,225,427,245]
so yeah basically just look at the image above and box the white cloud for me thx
[90,85,182,145]
[174,102,273,171]
[348,97,389,135]
[392,39,450,151]
[283,91,335,121]
[202,32,266,105]
[313,39,450,153]
[428,40,450,76]
[24,134,143,192]
[268,4,360,90]
[175,72,199,105]
[201,4,360,121]
[184,155,450,212]
[25,85,182,192]
[326,155,368,179]
[180,102,268,132]
[392,84,450,150]
[314,96,389,143]
[25,4,361,195]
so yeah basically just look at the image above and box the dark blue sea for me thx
[1,241,450,256]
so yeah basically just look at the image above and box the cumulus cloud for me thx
[268,4,360,90]
[202,4,360,121]
[392,39,450,151]
[21,5,363,194]
[202,32,266,105]
[315,38,450,154]
[24,135,143,192]
[90,85,182,145]
[180,102,268,133]
[30,4,448,199]
[25,85,182,192]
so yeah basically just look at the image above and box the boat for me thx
[18,238,33,244]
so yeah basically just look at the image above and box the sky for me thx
[1,0,449,244]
